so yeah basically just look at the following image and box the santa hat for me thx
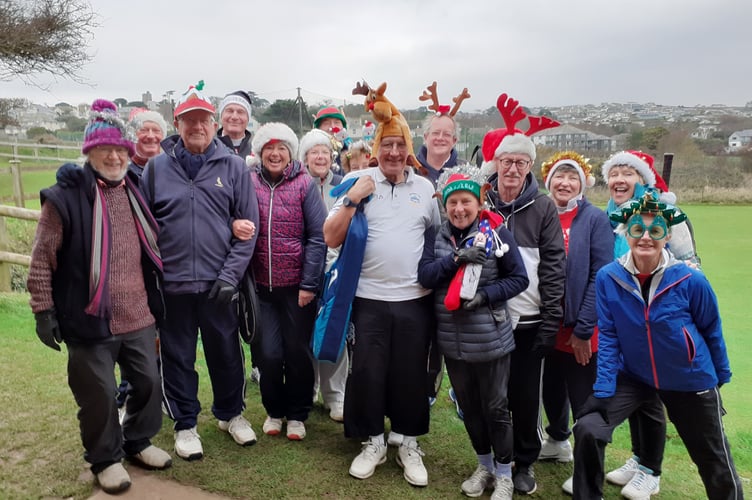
[251,122,299,159]
[601,150,676,204]
[298,129,333,162]
[313,106,347,130]
[479,93,560,176]
[82,99,134,156]
[219,90,252,119]
[540,151,596,194]
[128,108,167,137]
[174,80,215,118]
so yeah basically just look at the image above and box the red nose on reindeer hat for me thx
[480,93,560,176]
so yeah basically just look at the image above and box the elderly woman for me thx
[536,153,614,490]
[298,128,347,422]
[418,167,529,500]
[599,150,699,497]
[572,191,742,500]
[248,123,328,441]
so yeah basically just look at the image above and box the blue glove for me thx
[56,163,84,188]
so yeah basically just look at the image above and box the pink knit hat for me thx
[82,99,134,156]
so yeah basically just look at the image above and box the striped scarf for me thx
[85,174,162,318]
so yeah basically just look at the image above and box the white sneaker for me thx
[491,476,514,500]
[606,457,640,486]
[396,440,428,487]
[130,445,172,470]
[118,407,126,426]
[174,427,203,461]
[96,462,131,494]
[327,402,344,422]
[349,436,388,479]
[250,367,261,384]
[387,431,404,446]
[562,475,573,495]
[262,416,283,436]
[218,414,257,446]
[286,420,306,440]
[621,468,660,499]
[461,465,494,497]
[538,437,573,462]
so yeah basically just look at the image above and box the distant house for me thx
[531,124,615,152]
[728,129,752,151]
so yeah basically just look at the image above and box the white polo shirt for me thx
[329,167,440,301]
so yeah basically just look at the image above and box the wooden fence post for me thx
[10,160,24,208]
[0,217,10,291]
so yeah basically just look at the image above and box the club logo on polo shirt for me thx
[409,193,422,204]
[215,177,224,188]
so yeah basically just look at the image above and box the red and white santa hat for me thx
[602,150,675,204]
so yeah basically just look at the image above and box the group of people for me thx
[27,81,742,499]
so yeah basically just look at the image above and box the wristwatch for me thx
[342,196,357,208]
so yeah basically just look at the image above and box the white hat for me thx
[601,151,656,186]
[251,122,299,159]
[298,129,333,162]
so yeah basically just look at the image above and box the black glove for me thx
[34,309,62,351]
[455,245,487,265]
[463,291,487,311]
[208,279,238,306]
[531,335,556,359]
[56,163,84,188]
[575,395,613,424]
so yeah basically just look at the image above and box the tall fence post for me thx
[10,160,24,208]
[0,217,10,291]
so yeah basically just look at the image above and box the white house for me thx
[728,129,752,151]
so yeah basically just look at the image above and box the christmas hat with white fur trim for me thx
[479,93,560,177]
[298,128,333,162]
[251,122,299,159]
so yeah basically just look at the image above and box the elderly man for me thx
[142,82,259,461]
[324,103,440,487]
[127,108,168,176]
[416,113,460,185]
[217,90,253,157]
[28,99,171,494]
[480,94,566,495]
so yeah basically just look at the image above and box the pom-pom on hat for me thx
[541,151,596,194]
[313,107,347,130]
[174,80,215,118]
[219,90,252,119]
[298,129,333,162]
[251,122,299,159]
[128,108,167,137]
[480,93,560,175]
[82,99,134,156]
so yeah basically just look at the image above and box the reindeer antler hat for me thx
[480,93,560,174]
[418,81,471,117]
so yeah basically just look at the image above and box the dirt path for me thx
[86,467,232,500]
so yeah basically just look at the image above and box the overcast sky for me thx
[1,0,751,111]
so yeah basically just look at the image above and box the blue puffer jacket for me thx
[418,219,529,362]
[594,252,731,397]
[141,135,258,291]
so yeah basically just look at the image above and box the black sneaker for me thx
[513,465,537,494]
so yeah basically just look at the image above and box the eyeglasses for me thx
[497,158,531,170]
[178,116,214,127]
[380,140,408,152]
[428,130,454,139]
[627,215,668,240]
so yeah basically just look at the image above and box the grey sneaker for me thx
[174,427,203,460]
[606,457,640,485]
[513,465,537,495]
[621,467,660,499]
[461,465,494,497]
[396,440,428,487]
[491,476,514,500]
[538,437,573,462]
[129,445,172,470]
[349,436,388,479]
[96,462,131,494]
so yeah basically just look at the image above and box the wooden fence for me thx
[0,205,40,292]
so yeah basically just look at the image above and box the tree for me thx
[113,98,128,108]
[258,98,312,134]
[0,97,25,128]
[0,0,97,86]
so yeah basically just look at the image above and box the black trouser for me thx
[573,375,743,500]
[625,397,667,471]
[445,355,513,464]
[257,286,316,422]
[541,349,597,441]
[160,291,246,430]
[344,296,432,438]
[67,326,162,473]
[509,323,544,467]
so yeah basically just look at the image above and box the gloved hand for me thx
[35,308,62,351]
[56,163,84,188]
[208,279,238,306]
[463,291,487,311]
[455,245,487,265]
[575,395,613,424]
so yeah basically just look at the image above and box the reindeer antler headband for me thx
[418,81,471,117]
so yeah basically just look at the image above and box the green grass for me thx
[0,206,750,499]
